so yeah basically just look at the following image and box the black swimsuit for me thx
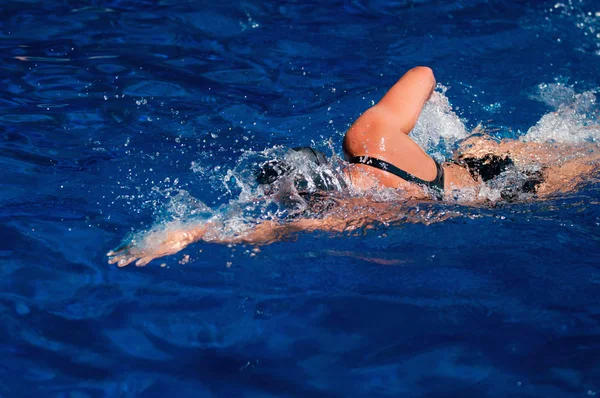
[256,147,445,198]
[348,155,445,198]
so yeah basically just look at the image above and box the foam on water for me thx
[411,86,470,160]
[523,83,600,143]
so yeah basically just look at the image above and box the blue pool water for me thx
[2,0,600,396]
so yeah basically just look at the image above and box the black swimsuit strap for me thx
[349,155,445,194]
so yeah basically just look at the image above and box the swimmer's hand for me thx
[107,223,207,267]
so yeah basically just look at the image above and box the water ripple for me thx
[2,0,600,396]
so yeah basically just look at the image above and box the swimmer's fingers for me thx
[107,236,150,267]
[107,243,144,267]
[108,248,158,267]
[135,256,155,267]
[132,240,189,267]
[106,243,130,257]
[107,243,174,268]
[107,252,141,267]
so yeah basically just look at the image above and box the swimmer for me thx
[107,66,600,267]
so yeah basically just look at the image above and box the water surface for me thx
[1,0,600,397]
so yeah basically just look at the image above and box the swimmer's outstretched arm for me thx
[106,197,454,268]
[107,215,348,267]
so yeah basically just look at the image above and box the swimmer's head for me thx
[255,147,342,192]
[255,158,293,186]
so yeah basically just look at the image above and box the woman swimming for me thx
[107,66,600,267]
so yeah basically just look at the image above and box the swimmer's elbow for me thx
[408,66,436,94]
[410,65,434,75]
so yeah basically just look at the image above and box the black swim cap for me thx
[255,147,344,192]
[291,146,328,165]
[255,158,292,185]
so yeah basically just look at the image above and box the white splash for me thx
[522,83,600,143]
[411,85,470,160]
